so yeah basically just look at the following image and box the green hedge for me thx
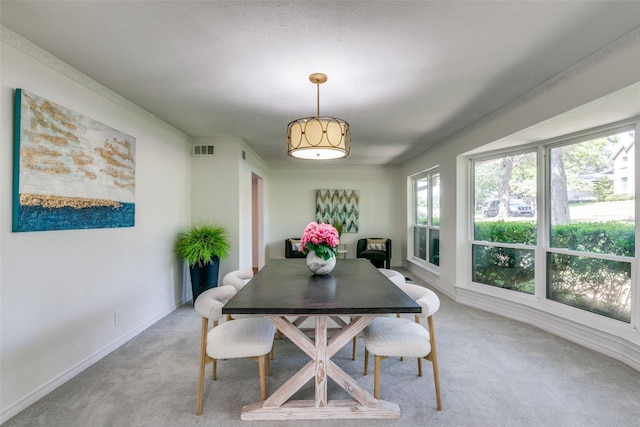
[473,220,633,322]
[474,220,634,256]
[551,221,634,257]
[474,221,537,245]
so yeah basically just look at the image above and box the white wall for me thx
[190,137,270,277]
[189,141,404,269]
[401,28,640,369]
[267,167,403,264]
[189,141,403,271]
[0,32,192,421]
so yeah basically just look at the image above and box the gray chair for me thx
[194,285,276,415]
[363,282,442,410]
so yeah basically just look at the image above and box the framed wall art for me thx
[315,189,359,233]
[12,89,136,232]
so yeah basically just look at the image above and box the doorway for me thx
[251,173,264,274]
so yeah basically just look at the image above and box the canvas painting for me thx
[316,189,359,233]
[13,89,136,232]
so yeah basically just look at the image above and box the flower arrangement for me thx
[299,221,340,260]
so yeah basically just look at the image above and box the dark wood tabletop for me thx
[222,258,421,315]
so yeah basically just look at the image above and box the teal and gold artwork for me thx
[12,89,136,232]
[316,189,359,233]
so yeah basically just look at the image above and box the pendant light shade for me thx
[286,73,351,160]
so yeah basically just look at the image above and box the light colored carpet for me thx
[5,274,640,427]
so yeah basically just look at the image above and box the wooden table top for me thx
[223,258,420,315]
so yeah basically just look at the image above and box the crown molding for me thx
[1,26,191,141]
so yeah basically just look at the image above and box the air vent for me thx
[192,145,215,156]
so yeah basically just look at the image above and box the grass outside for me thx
[475,199,635,224]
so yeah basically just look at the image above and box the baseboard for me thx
[0,301,182,424]
[400,262,639,372]
[455,287,640,372]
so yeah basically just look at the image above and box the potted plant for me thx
[174,221,231,302]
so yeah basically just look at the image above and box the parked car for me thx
[481,199,500,217]
[507,200,534,217]
[482,199,534,218]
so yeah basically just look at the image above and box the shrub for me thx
[474,220,633,321]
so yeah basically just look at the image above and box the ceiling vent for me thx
[192,145,215,157]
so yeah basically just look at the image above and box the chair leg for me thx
[417,357,423,376]
[266,349,272,376]
[363,347,369,375]
[373,355,382,398]
[211,358,217,380]
[428,315,442,410]
[196,317,208,416]
[352,336,357,360]
[258,355,267,400]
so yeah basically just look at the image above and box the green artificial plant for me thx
[174,222,231,267]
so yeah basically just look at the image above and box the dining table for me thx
[222,258,421,420]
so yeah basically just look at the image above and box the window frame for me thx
[468,119,639,327]
[409,167,440,270]
[469,147,538,295]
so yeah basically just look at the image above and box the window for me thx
[548,129,634,322]
[411,169,440,267]
[470,124,636,324]
[472,152,537,294]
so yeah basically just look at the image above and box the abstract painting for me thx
[13,89,136,232]
[316,189,359,233]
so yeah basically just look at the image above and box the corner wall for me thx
[0,31,192,421]
[190,137,271,277]
[401,28,640,370]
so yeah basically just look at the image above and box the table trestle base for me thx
[240,399,401,420]
[244,314,401,420]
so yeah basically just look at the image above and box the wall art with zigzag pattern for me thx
[315,189,359,233]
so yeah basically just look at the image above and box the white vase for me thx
[306,251,336,275]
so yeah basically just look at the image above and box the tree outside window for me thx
[471,126,635,323]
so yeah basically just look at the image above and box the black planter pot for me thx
[189,257,220,303]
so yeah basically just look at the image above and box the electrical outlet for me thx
[114,312,121,327]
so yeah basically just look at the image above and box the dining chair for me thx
[356,238,392,269]
[194,285,276,415]
[378,268,406,286]
[351,268,406,360]
[222,269,254,292]
[222,269,254,320]
[221,269,276,359]
[363,282,442,410]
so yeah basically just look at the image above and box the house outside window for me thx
[613,142,635,195]
[470,124,636,324]
[411,169,440,267]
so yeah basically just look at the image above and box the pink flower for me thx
[298,221,340,255]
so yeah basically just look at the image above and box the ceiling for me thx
[2,1,640,168]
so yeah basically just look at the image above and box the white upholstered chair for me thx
[222,269,254,320]
[194,285,276,415]
[363,282,442,410]
[378,268,406,286]
[222,269,254,292]
[351,268,407,360]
